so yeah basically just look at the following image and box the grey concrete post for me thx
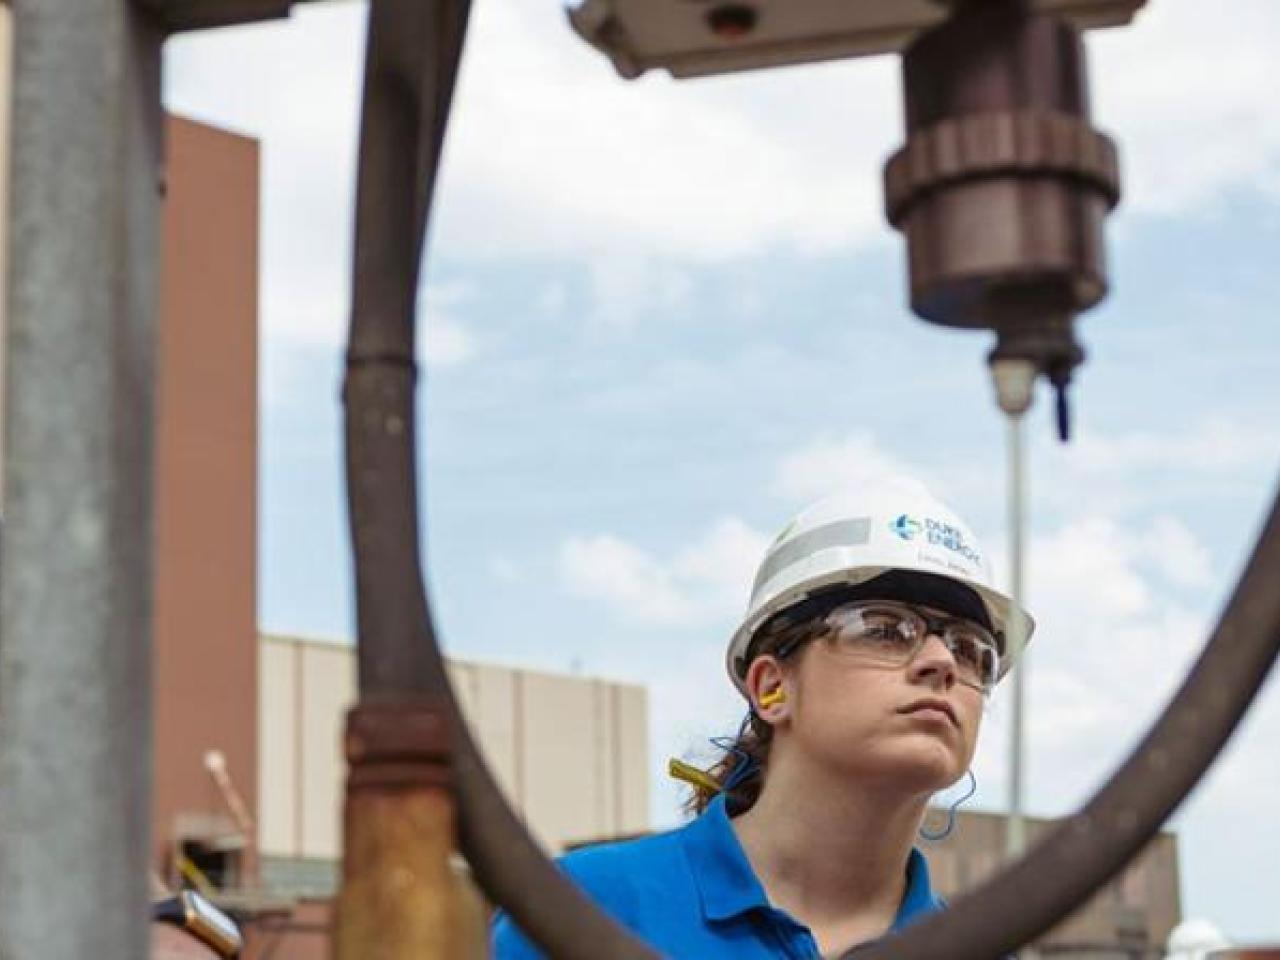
[0,2,164,958]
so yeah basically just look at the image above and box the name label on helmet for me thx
[892,514,981,565]
[923,518,982,565]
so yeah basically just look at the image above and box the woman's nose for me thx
[907,632,958,689]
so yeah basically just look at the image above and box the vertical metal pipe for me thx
[336,2,478,956]
[0,2,164,958]
[1006,411,1028,862]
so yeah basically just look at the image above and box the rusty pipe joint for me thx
[344,700,452,791]
[336,701,466,960]
[884,0,1121,433]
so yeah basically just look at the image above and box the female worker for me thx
[493,479,1033,958]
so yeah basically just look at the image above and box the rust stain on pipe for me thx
[335,702,483,960]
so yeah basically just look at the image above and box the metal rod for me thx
[0,2,164,957]
[1005,408,1037,960]
[1006,410,1029,862]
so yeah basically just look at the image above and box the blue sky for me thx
[165,0,1280,942]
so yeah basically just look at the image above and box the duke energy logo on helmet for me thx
[890,513,982,564]
[889,514,922,541]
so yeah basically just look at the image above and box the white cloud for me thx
[1032,418,1280,525]
[435,0,899,263]
[419,283,479,368]
[670,518,772,613]
[488,555,523,585]
[1058,418,1268,479]
[1026,516,1152,620]
[261,289,346,348]
[772,430,937,505]
[559,516,769,626]
[422,315,476,367]
[1141,515,1213,589]
[586,256,694,331]
[257,272,477,367]
[1090,0,1280,216]
[560,534,695,624]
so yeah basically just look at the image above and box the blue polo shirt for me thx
[491,794,944,959]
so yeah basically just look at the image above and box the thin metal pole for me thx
[0,2,164,958]
[1004,408,1037,960]
[1006,410,1029,861]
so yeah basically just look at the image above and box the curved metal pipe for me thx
[844,483,1280,959]
[343,1,658,956]
[345,2,1280,957]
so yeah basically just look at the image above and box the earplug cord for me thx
[919,769,978,842]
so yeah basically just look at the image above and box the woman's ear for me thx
[745,655,789,721]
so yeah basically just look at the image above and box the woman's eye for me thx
[859,620,910,644]
[953,637,995,673]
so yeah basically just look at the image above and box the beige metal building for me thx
[257,633,650,897]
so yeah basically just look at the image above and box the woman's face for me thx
[758,613,986,795]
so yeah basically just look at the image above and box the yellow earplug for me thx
[759,688,786,708]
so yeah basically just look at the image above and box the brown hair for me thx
[683,617,829,816]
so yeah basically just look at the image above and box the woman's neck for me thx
[729,756,928,948]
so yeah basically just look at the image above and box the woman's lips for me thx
[898,698,958,728]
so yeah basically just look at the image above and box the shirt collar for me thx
[682,794,771,922]
[893,847,944,929]
[681,794,944,926]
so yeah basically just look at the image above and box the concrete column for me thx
[0,2,164,957]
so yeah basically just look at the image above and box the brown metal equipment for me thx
[2,0,1278,958]
[885,0,1121,438]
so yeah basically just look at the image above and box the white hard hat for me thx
[726,479,1034,696]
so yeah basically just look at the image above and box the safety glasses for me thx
[784,599,1001,694]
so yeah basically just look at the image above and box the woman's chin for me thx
[850,744,964,795]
